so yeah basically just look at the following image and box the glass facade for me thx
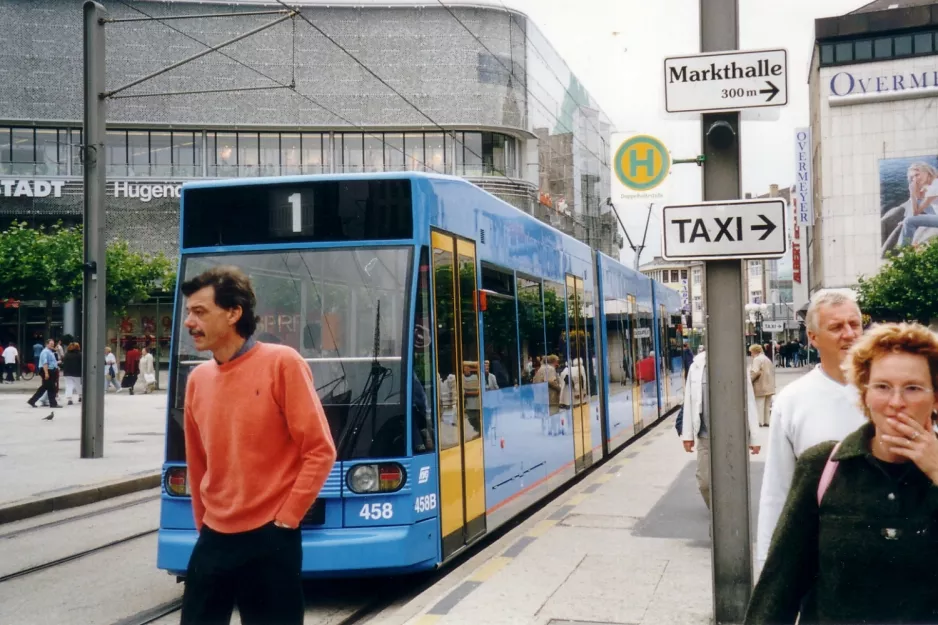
[0,126,520,179]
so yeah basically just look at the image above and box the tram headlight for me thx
[347,463,405,494]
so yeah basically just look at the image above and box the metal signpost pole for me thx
[700,0,752,621]
[81,0,107,459]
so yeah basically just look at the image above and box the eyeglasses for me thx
[867,382,935,401]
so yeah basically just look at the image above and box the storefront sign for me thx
[792,243,801,284]
[0,179,65,198]
[828,70,938,97]
[794,127,814,226]
[113,181,182,202]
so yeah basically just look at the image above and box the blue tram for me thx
[157,172,684,577]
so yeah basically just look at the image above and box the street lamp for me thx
[745,303,769,346]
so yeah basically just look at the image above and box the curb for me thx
[0,472,162,525]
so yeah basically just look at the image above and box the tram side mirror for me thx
[705,120,737,151]
[478,290,488,312]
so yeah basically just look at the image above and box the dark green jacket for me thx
[745,421,938,624]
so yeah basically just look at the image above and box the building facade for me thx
[0,0,618,345]
[809,0,938,290]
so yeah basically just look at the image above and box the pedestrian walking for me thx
[749,344,776,427]
[122,342,141,395]
[755,288,867,573]
[27,339,60,409]
[139,347,156,393]
[681,346,761,510]
[62,342,82,405]
[104,347,120,392]
[745,322,938,624]
[178,266,336,625]
[2,341,18,383]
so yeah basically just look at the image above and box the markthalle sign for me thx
[664,48,789,113]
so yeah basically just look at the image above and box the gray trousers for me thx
[696,436,711,510]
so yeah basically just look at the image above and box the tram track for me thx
[0,528,158,584]
[0,493,159,540]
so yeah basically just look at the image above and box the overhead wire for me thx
[111,0,441,173]
[275,0,524,184]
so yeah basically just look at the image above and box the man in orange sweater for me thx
[178,266,336,625]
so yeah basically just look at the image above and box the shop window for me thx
[301,133,323,174]
[384,133,404,172]
[404,133,424,172]
[364,134,383,173]
[106,130,127,176]
[854,39,873,61]
[820,44,834,65]
[425,133,445,174]
[150,131,172,177]
[259,133,279,176]
[238,133,259,176]
[480,263,519,389]
[35,129,63,176]
[172,132,197,177]
[670,270,679,282]
[680,269,688,281]
[874,37,891,59]
[517,275,545,385]
[894,35,913,56]
[834,42,853,63]
[914,32,934,54]
[463,132,483,176]
[0,128,10,165]
[341,133,364,173]
[128,131,149,176]
[281,133,301,175]
[213,132,237,176]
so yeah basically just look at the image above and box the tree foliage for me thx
[0,221,83,304]
[0,221,174,315]
[856,240,938,324]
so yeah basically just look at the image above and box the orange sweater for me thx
[184,341,337,533]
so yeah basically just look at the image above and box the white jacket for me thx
[681,350,759,444]
[755,366,866,571]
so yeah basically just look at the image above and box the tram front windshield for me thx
[166,247,411,461]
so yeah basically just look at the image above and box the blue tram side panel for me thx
[651,282,685,416]
[158,171,681,580]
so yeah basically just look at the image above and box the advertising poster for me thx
[879,154,938,257]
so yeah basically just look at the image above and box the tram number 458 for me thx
[359,503,394,521]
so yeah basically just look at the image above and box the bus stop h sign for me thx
[613,134,671,193]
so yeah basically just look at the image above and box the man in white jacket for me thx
[755,288,866,572]
[681,348,761,509]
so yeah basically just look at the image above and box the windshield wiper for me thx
[337,300,391,458]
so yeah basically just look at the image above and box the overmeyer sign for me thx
[660,199,787,261]
[664,48,788,113]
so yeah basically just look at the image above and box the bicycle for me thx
[19,362,35,381]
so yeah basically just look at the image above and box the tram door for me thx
[658,304,671,412]
[626,295,642,430]
[565,275,592,473]
[431,231,486,560]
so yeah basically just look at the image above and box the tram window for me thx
[581,286,599,398]
[543,280,566,363]
[480,263,519,389]
[182,179,413,248]
[412,247,435,454]
[605,298,629,394]
[517,275,545,385]
[458,252,482,442]
[432,246,459,452]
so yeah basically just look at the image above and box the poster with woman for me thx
[879,155,938,257]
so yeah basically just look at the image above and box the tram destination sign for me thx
[664,48,788,113]
[660,198,787,261]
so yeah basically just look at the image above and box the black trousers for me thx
[4,363,14,382]
[28,370,59,407]
[180,522,304,625]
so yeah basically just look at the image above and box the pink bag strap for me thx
[816,442,841,506]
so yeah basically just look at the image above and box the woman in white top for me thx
[899,162,938,248]
[139,347,156,393]
[104,347,120,392]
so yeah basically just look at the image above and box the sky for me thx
[508,0,871,265]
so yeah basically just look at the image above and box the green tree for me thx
[856,241,938,324]
[0,221,83,338]
[105,240,174,314]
